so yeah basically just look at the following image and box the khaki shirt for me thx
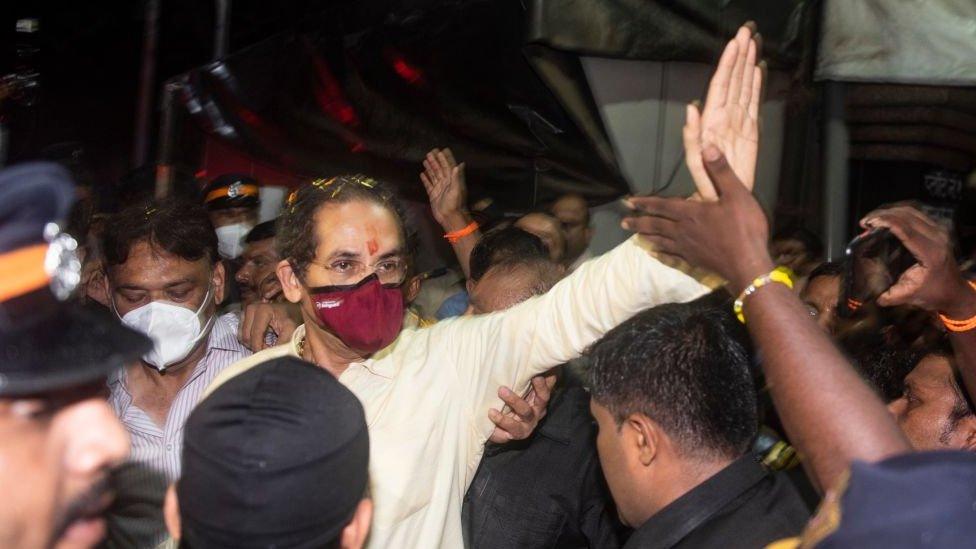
[204,236,708,549]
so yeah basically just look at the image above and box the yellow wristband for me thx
[733,266,795,324]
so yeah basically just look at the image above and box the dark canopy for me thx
[167,0,817,209]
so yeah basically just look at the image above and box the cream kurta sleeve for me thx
[427,235,710,448]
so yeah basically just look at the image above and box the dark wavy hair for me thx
[101,196,218,268]
[276,175,412,277]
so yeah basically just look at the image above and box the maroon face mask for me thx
[308,274,405,354]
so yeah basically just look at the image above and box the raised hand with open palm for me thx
[683,24,764,200]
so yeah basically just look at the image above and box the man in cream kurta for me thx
[206,236,708,548]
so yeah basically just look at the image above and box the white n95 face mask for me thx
[116,286,216,371]
[215,222,254,259]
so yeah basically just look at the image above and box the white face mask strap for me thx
[195,283,215,316]
[190,281,218,341]
[108,289,124,321]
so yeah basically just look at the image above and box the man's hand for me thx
[861,206,976,318]
[239,302,300,351]
[421,147,481,278]
[257,271,283,303]
[684,23,764,200]
[487,372,557,443]
[624,146,773,293]
[421,148,470,231]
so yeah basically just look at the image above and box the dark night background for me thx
[2,1,972,251]
[0,1,348,181]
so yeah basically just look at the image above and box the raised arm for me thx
[625,147,910,491]
[421,148,480,278]
[429,232,709,441]
[860,205,976,403]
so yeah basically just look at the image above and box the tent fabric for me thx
[167,0,630,210]
[525,0,815,70]
[816,0,976,86]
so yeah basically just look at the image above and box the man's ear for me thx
[163,484,181,541]
[404,275,422,305]
[340,498,373,549]
[101,270,114,307]
[212,261,227,305]
[88,268,110,306]
[958,416,976,452]
[277,260,304,304]
[624,413,660,467]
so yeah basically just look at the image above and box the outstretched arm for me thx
[860,205,976,403]
[430,232,708,443]
[625,147,910,492]
[421,148,480,278]
[423,23,762,469]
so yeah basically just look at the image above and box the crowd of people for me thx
[3,22,976,549]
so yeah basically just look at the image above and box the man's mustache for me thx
[51,476,114,542]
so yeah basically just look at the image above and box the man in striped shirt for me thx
[99,197,250,548]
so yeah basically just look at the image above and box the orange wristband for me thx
[939,280,976,332]
[444,221,478,244]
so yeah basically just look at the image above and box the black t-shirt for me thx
[623,454,810,549]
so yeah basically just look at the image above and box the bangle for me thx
[444,221,479,244]
[939,280,976,332]
[733,266,795,324]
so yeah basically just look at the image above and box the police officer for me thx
[202,173,261,308]
[0,162,151,549]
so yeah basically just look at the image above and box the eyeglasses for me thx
[310,256,408,286]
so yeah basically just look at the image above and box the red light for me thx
[337,106,356,125]
[311,54,360,127]
[391,57,424,85]
[238,108,261,126]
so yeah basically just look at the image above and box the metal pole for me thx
[822,81,849,259]
[213,0,231,60]
[154,80,180,199]
[132,0,160,167]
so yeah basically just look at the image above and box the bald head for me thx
[468,260,563,314]
[515,213,566,263]
[550,194,592,265]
